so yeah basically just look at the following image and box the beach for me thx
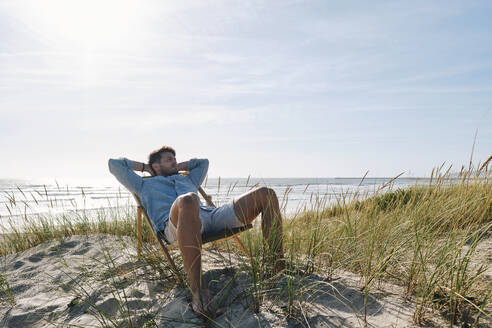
[3,0,492,325]
[0,234,458,327]
[0,172,490,327]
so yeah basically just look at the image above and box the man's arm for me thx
[177,161,189,172]
[135,161,154,175]
[108,158,150,194]
[186,159,209,188]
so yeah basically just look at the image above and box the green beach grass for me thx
[0,163,491,327]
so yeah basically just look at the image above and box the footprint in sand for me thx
[48,240,80,254]
[11,283,30,294]
[70,241,92,256]
[126,299,154,310]
[61,241,79,249]
[28,252,45,263]
[72,248,90,255]
[5,304,59,327]
[12,260,24,269]
[96,298,120,316]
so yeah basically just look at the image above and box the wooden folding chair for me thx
[133,183,252,283]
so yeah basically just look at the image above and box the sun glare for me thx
[12,0,148,51]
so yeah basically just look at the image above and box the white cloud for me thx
[1,0,492,179]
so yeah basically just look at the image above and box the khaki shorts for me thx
[163,201,244,244]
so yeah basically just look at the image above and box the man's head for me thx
[148,145,177,177]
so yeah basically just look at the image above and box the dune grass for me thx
[0,273,15,306]
[0,163,491,326]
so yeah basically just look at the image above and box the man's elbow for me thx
[201,159,209,171]
[108,158,118,174]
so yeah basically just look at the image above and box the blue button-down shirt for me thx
[108,157,211,231]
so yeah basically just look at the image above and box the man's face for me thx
[155,152,178,176]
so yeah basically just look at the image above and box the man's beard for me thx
[162,166,178,176]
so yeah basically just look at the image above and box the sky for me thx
[1,0,491,183]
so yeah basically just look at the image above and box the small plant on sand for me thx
[0,273,15,306]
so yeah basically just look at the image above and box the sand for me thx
[0,234,454,327]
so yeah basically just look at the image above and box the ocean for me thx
[0,177,429,230]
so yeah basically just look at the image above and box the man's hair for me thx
[148,145,176,168]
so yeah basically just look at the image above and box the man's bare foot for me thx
[191,288,223,319]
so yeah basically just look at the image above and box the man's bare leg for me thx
[170,193,202,293]
[233,187,285,271]
[170,192,217,315]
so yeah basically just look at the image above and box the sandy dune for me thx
[0,235,450,327]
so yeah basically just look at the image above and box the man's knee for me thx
[177,192,200,209]
[258,187,277,202]
[175,193,201,230]
[176,192,202,228]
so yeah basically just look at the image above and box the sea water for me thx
[0,177,428,230]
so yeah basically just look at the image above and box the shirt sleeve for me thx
[186,158,209,188]
[108,158,144,194]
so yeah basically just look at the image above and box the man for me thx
[108,145,284,316]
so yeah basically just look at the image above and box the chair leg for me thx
[233,234,250,259]
[137,207,142,259]
[152,232,185,286]
[143,217,185,286]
